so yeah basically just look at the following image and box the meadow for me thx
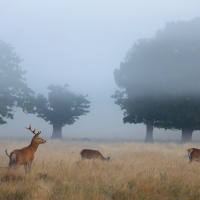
[0,139,200,200]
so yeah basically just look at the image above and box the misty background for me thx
[1,0,200,140]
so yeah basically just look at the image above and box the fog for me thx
[1,0,200,140]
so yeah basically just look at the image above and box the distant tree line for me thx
[1,17,200,142]
[112,17,200,142]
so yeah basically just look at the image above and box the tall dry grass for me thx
[0,139,200,200]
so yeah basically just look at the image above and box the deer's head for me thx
[106,156,110,161]
[26,125,46,144]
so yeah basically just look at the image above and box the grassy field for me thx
[0,139,200,200]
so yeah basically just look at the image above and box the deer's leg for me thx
[9,153,17,171]
[8,162,17,171]
[7,163,14,172]
[28,163,32,173]
[13,163,19,171]
[76,160,82,165]
[24,164,28,173]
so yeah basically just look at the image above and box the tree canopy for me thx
[112,17,200,142]
[35,84,90,139]
[0,40,35,124]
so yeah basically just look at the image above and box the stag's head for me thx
[32,133,46,144]
[26,125,46,144]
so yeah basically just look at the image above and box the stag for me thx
[80,149,110,161]
[5,125,46,173]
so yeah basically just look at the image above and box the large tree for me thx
[156,94,200,142]
[35,84,90,139]
[112,17,200,142]
[0,40,35,124]
[112,90,166,142]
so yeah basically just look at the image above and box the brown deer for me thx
[80,149,110,161]
[5,125,46,173]
[187,148,200,162]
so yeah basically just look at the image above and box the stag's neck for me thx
[28,141,39,153]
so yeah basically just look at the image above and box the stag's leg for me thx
[24,164,28,173]
[187,152,192,163]
[8,160,17,172]
[7,163,14,172]
[9,163,19,172]
[76,160,82,165]
[27,163,32,173]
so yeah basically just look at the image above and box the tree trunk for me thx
[181,127,194,143]
[144,122,154,143]
[51,123,63,139]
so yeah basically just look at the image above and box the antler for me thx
[25,124,41,135]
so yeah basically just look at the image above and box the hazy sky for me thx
[1,0,200,140]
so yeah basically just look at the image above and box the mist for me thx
[1,0,200,141]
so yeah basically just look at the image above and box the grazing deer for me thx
[80,149,110,161]
[187,148,200,162]
[5,125,46,173]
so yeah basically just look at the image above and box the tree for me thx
[112,90,166,142]
[156,94,200,142]
[35,84,90,139]
[0,40,35,124]
[112,17,200,142]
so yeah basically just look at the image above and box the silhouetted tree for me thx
[0,40,35,124]
[156,94,200,142]
[35,84,90,139]
[112,17,200,142]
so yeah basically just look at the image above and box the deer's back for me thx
[80,149,103,159]
[190,148,200,159]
